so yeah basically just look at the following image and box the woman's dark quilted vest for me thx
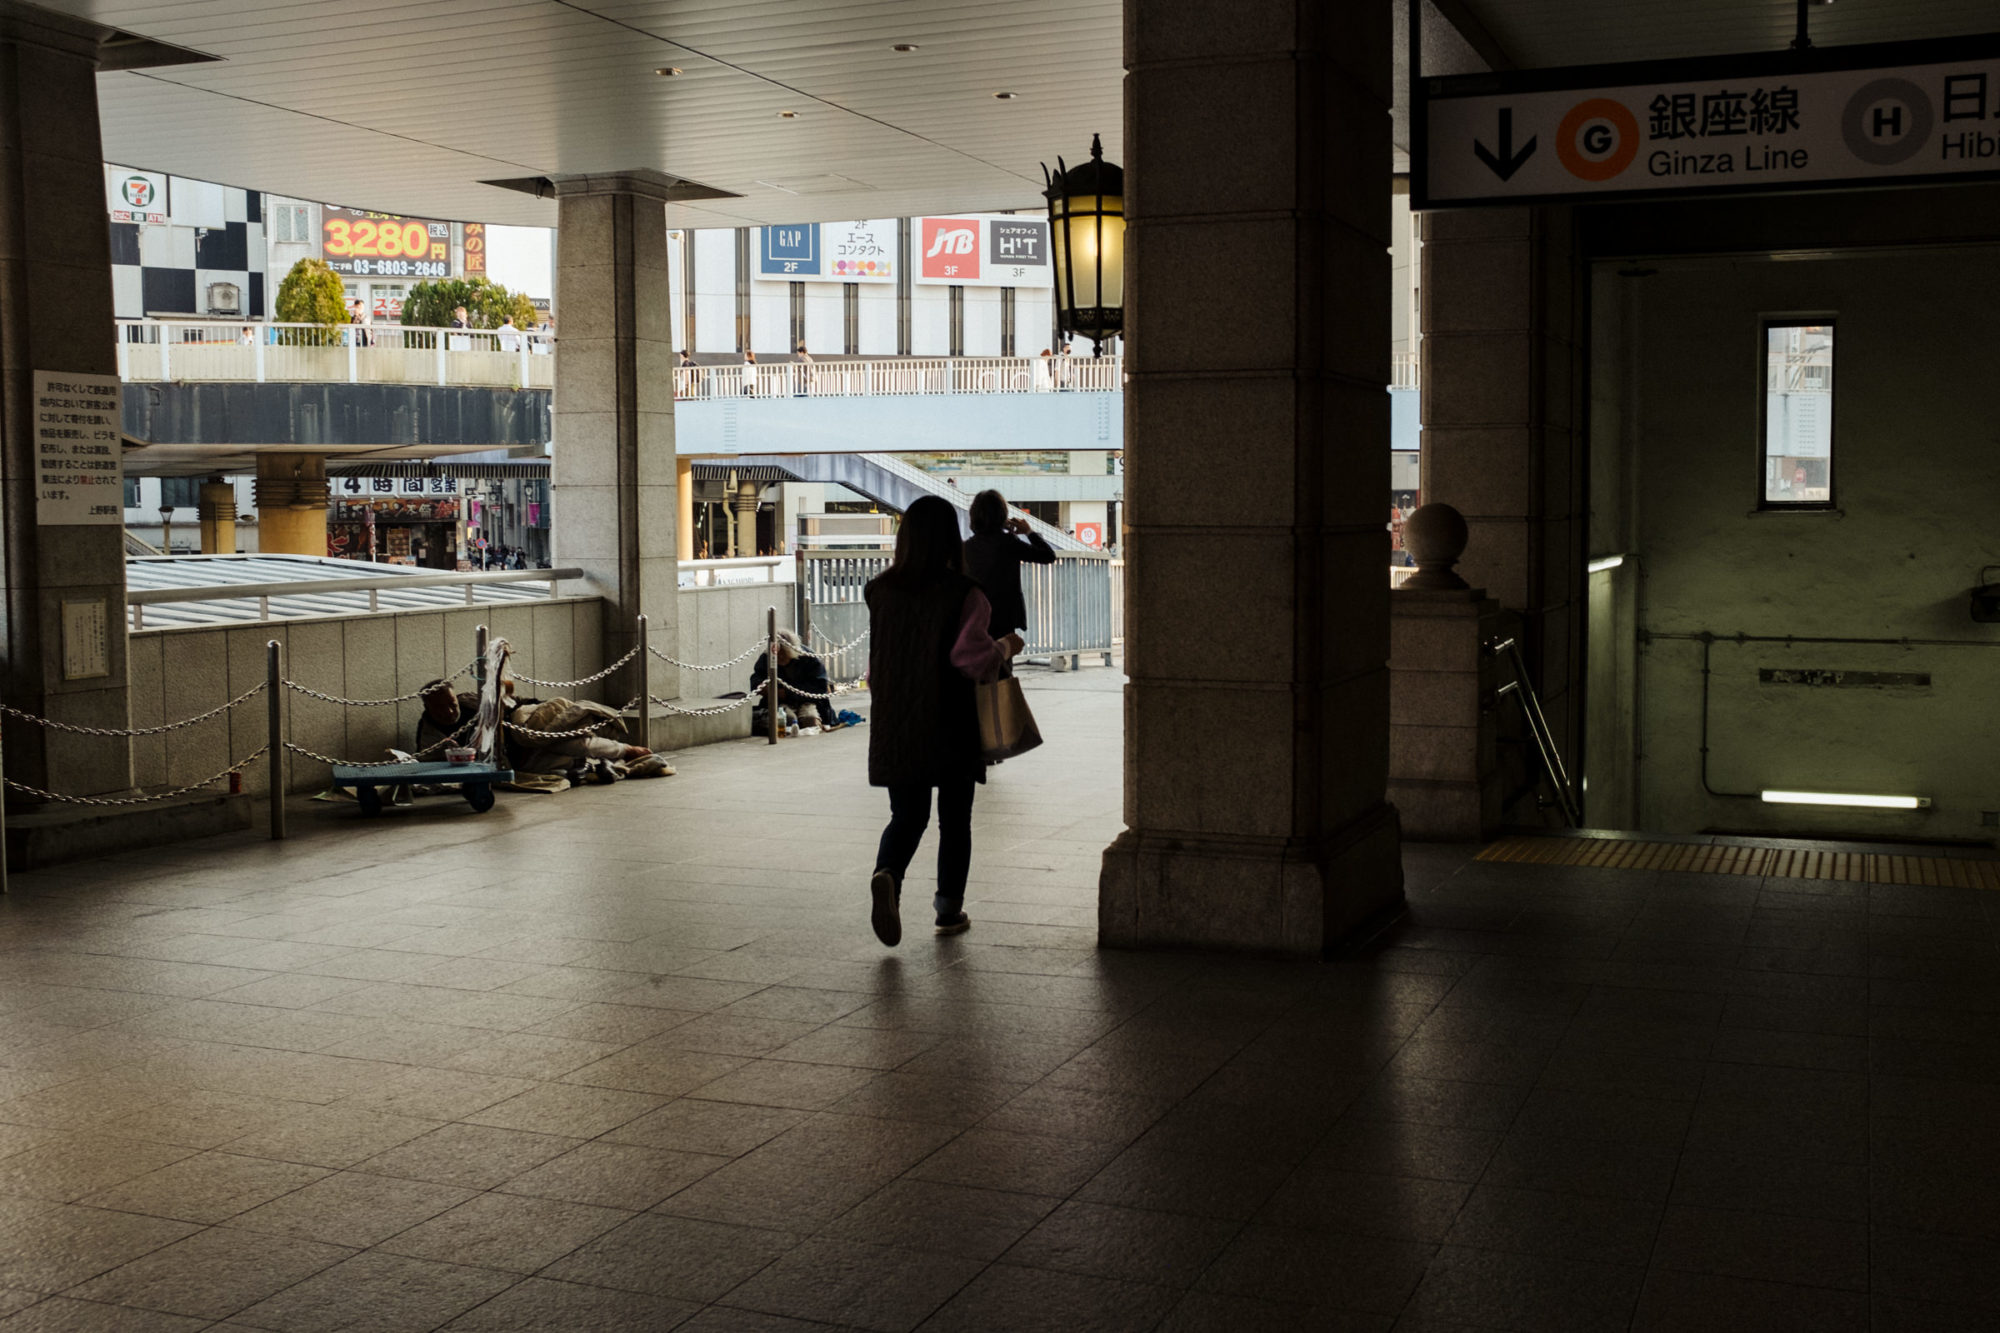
[865,571,983,788]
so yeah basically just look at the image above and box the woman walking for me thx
[865,496,1022,945]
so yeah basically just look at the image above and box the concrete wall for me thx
[1600,246,2000,841]
[674,389,1120,457]
[676,582,798,700]
[130,597,603,796]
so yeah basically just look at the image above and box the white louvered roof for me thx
[40,0,1120,229]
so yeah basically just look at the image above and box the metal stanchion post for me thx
[475,625,488,696]
[767,606,780,745]
[0,721,10,895]
[635,613,651,750]
[267,639,287,841]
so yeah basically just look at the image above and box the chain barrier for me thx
[647,639,766,673]
[285,719,475,770]
[283,662,475,708]
[798,627,870,660]
[3,747,270,806]
[1,682,267,738]
[650,693,757,717]
[502,700,642,741]
[509,645,642,690]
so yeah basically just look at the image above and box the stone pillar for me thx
[253,453,329,555]
[1419,207,1587,780]
[1101,1,1404,956]
[731,480,758,558]
[198,479,236,555]
[0,14,132,796]
[675,457,695,562]
[548,177,680,716]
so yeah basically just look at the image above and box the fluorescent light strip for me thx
[1586,554,1626,574]
[1760,790,1930,810]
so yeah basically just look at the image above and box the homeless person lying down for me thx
[418,677,673,791]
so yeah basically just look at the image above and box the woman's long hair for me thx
[884,496,965,586]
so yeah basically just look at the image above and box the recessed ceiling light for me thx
[891,43,919,52]
[654,67,682,76]
[993,91,1019,100]
[778,110,799,119]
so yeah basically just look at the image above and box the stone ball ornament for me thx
[1400,503,1471,590]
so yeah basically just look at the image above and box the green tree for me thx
[274,258,347,346]
[400,277,540,333]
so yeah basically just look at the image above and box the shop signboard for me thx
[827,219,897,282]
[1415,32,2000,208]
[32,371,122,525]
[337,475,461,498]
[760,224,822,277]
[463,222,486,276]
[322,205,452,278]
[915,215,1053,287]
[1074,521,1104,549]
[105,166,167,224]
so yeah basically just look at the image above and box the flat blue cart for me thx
[334,761,513,816]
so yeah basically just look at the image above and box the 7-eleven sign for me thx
[105,166,167,223]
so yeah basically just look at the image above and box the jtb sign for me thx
[1415,34,2000,208]
[920,218,980,280]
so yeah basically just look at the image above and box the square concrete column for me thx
[1101,1,1404,956]
[1419,207,1586,767]
[0,14,132,798]
[549,178,680,718]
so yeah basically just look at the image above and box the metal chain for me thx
[4,747,269,806]
[510,645,642,690]
[283,662,475,708]
[503,701,640,741]
[798,627,870,660]
[285,719,475,769]
[647,639,766,672]
[764,683,848,702]
[0,682,266,737]
[649,693,756,717]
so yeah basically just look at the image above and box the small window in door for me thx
[1761,321,1834,507]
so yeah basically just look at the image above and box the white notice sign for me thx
[33,371,124,525]
[61,600,110,681]
[1417,37,2000,208]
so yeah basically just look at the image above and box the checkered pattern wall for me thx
[109,187,266,320]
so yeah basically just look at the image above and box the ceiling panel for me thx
[45,0,1120,226]
[1455,0,1997,71]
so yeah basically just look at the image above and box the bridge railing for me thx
[114,319,556,390]
[800,548,1115,673]
[676,355,1124,401]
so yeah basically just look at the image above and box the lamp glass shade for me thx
[1043,136,1125,347]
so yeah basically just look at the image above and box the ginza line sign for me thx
[1417,38,2000,207]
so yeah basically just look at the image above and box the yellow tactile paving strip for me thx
[1476,834,2000,889]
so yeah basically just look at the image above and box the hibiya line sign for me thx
[32,372,122,526]
[1415,34,2000,208]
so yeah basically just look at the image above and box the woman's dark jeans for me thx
[876,779,976,920]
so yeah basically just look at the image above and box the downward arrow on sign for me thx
[1474,108,1537,181]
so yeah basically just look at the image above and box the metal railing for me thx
[678,556,792,588]
[128,564,583,630]
[1392,353,1420,390]
[675,355,1124,401]
[800,549,1115,670]
[114,319,555,390]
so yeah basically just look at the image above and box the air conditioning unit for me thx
[206,282,242,316]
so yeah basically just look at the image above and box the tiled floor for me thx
[0,666,1996,1330]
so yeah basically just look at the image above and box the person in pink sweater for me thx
[863,497,1023,945]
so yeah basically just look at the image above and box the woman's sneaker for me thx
[935,912,970,936]
[869,870,901,947]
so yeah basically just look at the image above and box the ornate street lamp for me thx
[1042,134,1124,354]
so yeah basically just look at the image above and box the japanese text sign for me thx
[1415,35,2000,208]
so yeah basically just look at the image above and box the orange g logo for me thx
[1557,98,1639,182]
